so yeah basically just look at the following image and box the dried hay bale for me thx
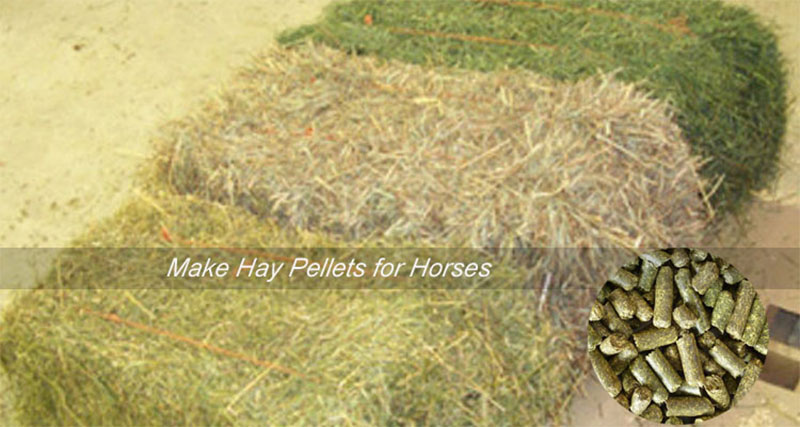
[160,44,709,251]
[0,195,579,425]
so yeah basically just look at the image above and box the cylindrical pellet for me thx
[638,260,658,293]
[608,288,635,320]
[732,359,762,406]
[630,386,652,415]
[589,300,605,322]
[610,354,632,375]
[670,248,690,268]
[726,280,755,340]
[742,296,766,347]
[630,356,669,404]
[653,266,674,328]
[721,265,744,285]
[708,341,745,378]
[690,249,708,262]
[678,382,702,396]
[591,321,611,338]
[641,403,664,423]
[665,417,683,425]
[675,268,710,333]
[609,268,638,291]
[754,323,769,356]
[711,290,735,332]
[597,283,614,303]
[633,325,678,352]
[700,351,727,377]
[645,348,682,393]
[665,396,714,417]
[704,374,730,409]
[673,304,698,330]
[600,333,630,355]
[621,369,640,395]
[615,392,629,408]
[622,255,640,271]
[641,250,670,267]
[723,374,738,396]
[696,331,716,351]
[663,344,683,373]
[588,323,602,350]
[589,349,621,397]
[603,302,633,337]
[677,331,705,387]
[702,277,723,307]
[691,261,718,295]
[627,290,653,322]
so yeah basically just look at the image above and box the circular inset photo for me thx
[587,248,768,424]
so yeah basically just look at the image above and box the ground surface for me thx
[0,0,797,425]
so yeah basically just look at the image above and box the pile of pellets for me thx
[588,248,768,424]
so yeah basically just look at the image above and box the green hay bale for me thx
[0,195,580,425]
[156,43,709,251]
[278,0,788,215]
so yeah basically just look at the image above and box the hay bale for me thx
[159,43,709,250]
[279,0,788,215]
[0,195,579,425]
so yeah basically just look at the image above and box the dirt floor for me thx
[0,0,798,425]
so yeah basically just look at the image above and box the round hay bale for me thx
[160,43,709,251]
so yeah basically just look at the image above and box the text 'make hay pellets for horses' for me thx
[588,249,767,424]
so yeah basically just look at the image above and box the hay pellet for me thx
[588,323,602,350]
[610,354,632,375]
[599,333,630,355]
[692,261,718,295]
[653,266,674,328]
[725,279,755,340]
[603,302,633,337]
[621,369,640,395]
[609,268,638,291]
[615,392,629,408]
[721,266,744,285]
[608,288,635,320]
[704,374,730,409]
[677,331,705,387]
[589,300,605,322]
[664,344,683,373]
[589,349,621,397]
[702,277,723,307]
[630,385,652,415]
[673,304,698,330]
[722,374,738,396]
[754,323,769,355]
[665,417,683,425]
[627,290,653,322]
[678,382,702,396]
[641,403,664,423]
[675,268,710,333]
[597,282,614,303]
[630,356,669,404]
[701,352,727,377]
[622,255,640,271]
[696,331,716,351]
[665,396,714,417]
[633,325,678,351]
[690,249,708,262]
[711,290,735,331]
[741,296,766,347]
[645,348,683,393]
[592,321,612,338]
[670,248,690,268]
[732,359,762,406]
[642,285,655,305]
[725,338,748,358]
[641,250,671,267]
[708,341,745,378]
[638,260,658,293]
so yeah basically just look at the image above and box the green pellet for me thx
[608,288,635,320]
[604,302,633,337]
[588,323,602,350]
[592,321,612,338]
[645,348,682,393]
[665,396,714,417]
[600,333,630,355]
[708,341,745,378]
[732,359,762,406]
[642,285,655,305]
[702,277,723,307]
[609,268,638,291]
[630,355,669,404]
[678,382,702,396]
[633,325,678,352]
[621,369,640,395]
[726,280,755,340]
[742,296,766,347]
[723,374,738,396]
[725,338,748,358]
[641,250,671,267]
[590,349,621,397]
[754,323,769,356]
[677,331,705,387]
[670,248,690,268]
[630,385,652,415]
[622,255,640,271]
[589,300,605,322]
[615,392,630,408]
[675,268,710,333]
[696,331,716,351]
[690,249,708,262]
[597,282,614,303]
[653,266,674,328]
[721,265,744,285]
[638,260,658,293]
[673,304,698,330]
[692,261,718,295]
[665,416,683,425]
[711,290,735,332]
[714,256,730,270]
[627,290,653,322]
[641,403,664,423]
[663,344,683,373]
[704,374,730,409]
[610,353,632,375]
